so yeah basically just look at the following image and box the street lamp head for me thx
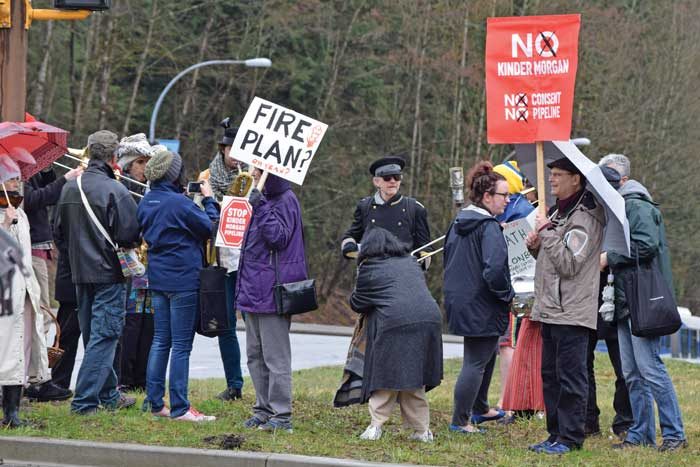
[244,58,272,68]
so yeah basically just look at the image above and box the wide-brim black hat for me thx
[369,156,406,176]
[547,157,582,176]
[219,126,239,146]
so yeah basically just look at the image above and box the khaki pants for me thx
[32,255,52,336]
[368,387,430,432]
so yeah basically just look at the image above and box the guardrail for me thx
[663,307,699,359]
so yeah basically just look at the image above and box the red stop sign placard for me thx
[217,197,252,248]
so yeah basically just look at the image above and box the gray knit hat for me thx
[87,130,119,160]
[145,149,182,183]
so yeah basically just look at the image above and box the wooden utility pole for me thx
[0,0,94,122]
[0,0,27,121]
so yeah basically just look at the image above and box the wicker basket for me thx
[42,306,65,369]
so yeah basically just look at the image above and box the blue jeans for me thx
[617,317,686,445]
[145,290,198,418]
[71,283,126,414]
[217,272,243,389]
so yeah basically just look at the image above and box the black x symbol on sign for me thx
[516,109,528,122]
[538,31,557,57]
[516,93,528,106]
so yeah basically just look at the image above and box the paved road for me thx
[64,330,464,388]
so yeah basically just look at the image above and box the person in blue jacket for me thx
[443,161,515,434]
[138,149,219,422]
[493,161,534,223]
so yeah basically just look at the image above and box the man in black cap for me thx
[198,117,245,403]
[341,156,430,261]
[202,117,246,199]
[525,156,605,455]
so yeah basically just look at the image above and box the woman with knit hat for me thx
[114,134,157,391]
[138,149,220,422]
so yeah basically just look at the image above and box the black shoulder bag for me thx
[623,252,681,338]
[198,223,233,337]
[273,225,318,316]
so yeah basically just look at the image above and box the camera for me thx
[53,0,111,11]
[187,181,202,194]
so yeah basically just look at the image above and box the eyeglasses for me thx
[381,174,402,182]
[493,192,510,199]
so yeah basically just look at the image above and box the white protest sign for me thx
[230,97,328,185]
[502,210,537,280]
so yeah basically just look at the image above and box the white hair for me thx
[599,153,630,178]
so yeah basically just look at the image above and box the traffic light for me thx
[53,0,111,11]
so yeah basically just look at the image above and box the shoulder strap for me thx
[76,175,118,252]
[359,196,372,230]
[405,197,418,231]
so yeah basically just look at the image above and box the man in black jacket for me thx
[341,156,431,261]
[55,130,140,415]
[23,166,82,402]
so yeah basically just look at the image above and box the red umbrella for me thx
[0,121,69,180]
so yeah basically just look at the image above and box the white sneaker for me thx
[359,425,382,440]
[409,430,434,443]
[152,406,171,418]
[174,407,216,422]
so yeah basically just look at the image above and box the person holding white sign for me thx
[443,161,515,434]
[235,173,307,433]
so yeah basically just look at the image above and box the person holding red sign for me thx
[526,158,605,454]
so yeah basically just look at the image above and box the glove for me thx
[341,240,359,259]
[248,188,266,209]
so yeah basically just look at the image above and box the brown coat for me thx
[530,193,605,330]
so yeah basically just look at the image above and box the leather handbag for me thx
[197,226,233,337]
[623,253,681,338]
[272,248,318,316]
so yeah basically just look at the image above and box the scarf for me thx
[208,152,239,199]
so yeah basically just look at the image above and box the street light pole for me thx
[148,58,271,143]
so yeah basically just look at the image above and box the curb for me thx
[0,436,419,467]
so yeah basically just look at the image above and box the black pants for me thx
[541,323,589,448]
[586,329,634,435]
[472,351,497,415]
[452,336,499,426]
[51,301,81,389]
[117,313,154,390]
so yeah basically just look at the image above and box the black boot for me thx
[2,385,25,428]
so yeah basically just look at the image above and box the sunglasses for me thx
[381,174,402,182]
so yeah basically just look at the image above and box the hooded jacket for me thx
[235,175,307,314]
[137,180,219,292]
[530,191,605,330]
[443,205,515,337]
[606,180,674,321]
[0,208,49,386]
[54,159,140,284]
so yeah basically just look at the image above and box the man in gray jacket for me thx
[526,157,605,455]
[55,130,140,415]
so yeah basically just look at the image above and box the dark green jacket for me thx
[607,181,674,321]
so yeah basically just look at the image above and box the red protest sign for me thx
[486,14,581,144]
[216,196,252,248]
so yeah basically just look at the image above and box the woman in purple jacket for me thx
[236,172,307,433]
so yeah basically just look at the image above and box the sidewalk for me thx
[0,436,422,467]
